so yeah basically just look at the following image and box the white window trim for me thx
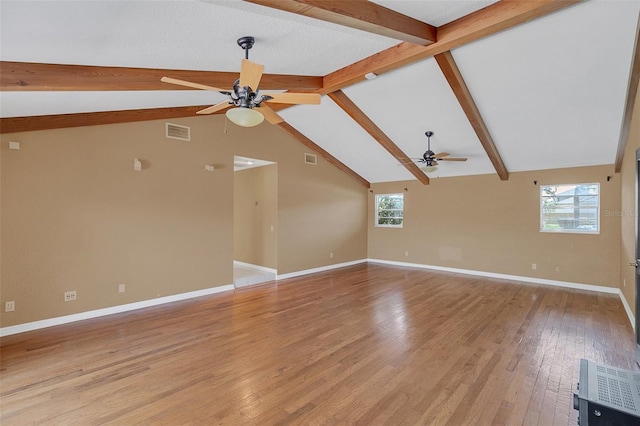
[539,182,600,235]
[375,193,404,228]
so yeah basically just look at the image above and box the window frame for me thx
[375,193,404,228]
[539,182,600,235]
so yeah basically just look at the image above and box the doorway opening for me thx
[233,155,278,288]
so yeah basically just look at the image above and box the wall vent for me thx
[166,123,191,141]
[304,153,317,165]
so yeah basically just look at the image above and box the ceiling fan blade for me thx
[161,77,227,92]
[239,59,265,91]
[196,102,231,115]
[265,92,321,105]
[258,104,284,124]
[433,152,450,158]
[439,157,468,162]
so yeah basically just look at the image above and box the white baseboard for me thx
[3,259,635,336]
[368,258,635,329]
[368,258,619,293]
[276,259,368,280]
[0,284,234,337]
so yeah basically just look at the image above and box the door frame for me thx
[635,147,640,366]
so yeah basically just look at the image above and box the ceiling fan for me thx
[161,36,321,127]
[412,131,468,173]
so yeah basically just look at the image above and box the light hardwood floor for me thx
[1,263,637,425]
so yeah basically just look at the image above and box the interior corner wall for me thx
[0,117,235,327]
[234,164,278,269]
[368,165,621,288]
[228,124,369,275]
[620,83,640,319]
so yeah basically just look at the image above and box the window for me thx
[375,193,404,227]
[540,183,599,234]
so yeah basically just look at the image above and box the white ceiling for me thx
[1,0,639,184]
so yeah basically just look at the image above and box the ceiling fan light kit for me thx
[226,107,264,127]
[160,36,321,128]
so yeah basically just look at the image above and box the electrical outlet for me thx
[5,301,15,312]
[532,263,537,270]
[119,283,125,293]
[64,291,77,302]
[330,252,334,258]
[405,251,409,257]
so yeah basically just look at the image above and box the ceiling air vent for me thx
[304,153,317,165]
[166,123,191,141]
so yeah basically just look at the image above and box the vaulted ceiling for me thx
[2,0,639,187]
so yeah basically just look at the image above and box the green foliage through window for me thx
[376,194,404,227]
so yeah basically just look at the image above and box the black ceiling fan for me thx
[412,131,467,171]
[160,36,321,126]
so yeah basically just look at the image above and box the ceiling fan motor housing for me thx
[230,79,263,109]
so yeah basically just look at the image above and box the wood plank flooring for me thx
[1,263,637,425]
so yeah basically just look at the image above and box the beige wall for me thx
[234,164,278,269]
[369,165,621,288]
[3,108,633,329]
[1,117,235,327]
[620,84,640,318]
[0,116,369,327]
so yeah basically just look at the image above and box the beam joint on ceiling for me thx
[327,90,430,185]
[276,121,370,188]
[615,12,640,173]
[434,51,508,181]
[321,0,581,94]
[245,0,437,45]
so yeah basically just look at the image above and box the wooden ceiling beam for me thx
[615,13,640,173]
[245,0,437,46]
[0,105,212,134]
[327,90,429,185]
[0,61,323,91]
[276,121,370,188]
[435,51,508,180]
[321,0,580,93]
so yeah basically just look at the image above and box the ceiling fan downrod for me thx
[424,131,435,161]
[237,36,255,60]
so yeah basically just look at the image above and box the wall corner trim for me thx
[618,289,636,331]
[0,284,235,337]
